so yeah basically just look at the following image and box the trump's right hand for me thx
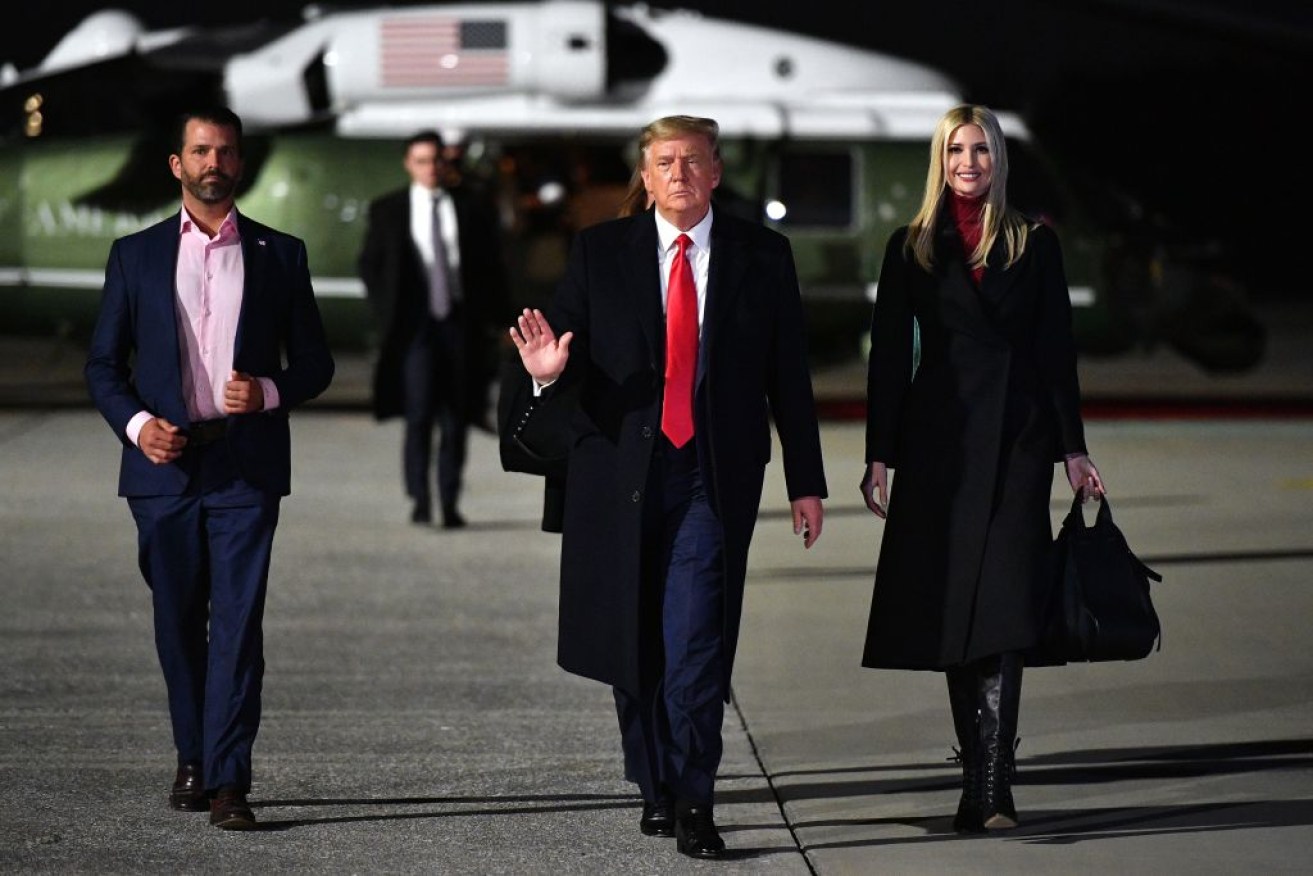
[510,308,572,386]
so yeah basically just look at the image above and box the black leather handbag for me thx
[1035,493,1163,664]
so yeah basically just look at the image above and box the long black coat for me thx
[862,220,1087,670]
[519,209,828,698]
[357,186,509,420]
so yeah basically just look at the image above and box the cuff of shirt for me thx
[258,377,280,411]
[532,378,556,398]
[125,410,154,447]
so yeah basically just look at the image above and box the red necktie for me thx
[662,234,697,447]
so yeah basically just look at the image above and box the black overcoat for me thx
[862,219,1087,670]
[522,209,828,697]
[357,186,510,420]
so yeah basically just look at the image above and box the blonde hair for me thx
[906,104,1033,272]
[617,115,721,217]
[617,165,649,217]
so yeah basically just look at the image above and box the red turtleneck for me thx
[949,193,985,285]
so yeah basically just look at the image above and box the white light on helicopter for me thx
[323,50,339,68]
[765,200,787,221]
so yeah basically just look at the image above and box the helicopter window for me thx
[774,151,853,229]
[605,13,669,90]
[303,52,331,114]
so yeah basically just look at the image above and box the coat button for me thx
[641,426,653,439]
[631,491,641,503]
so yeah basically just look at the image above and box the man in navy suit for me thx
[509,115,827,858]
[85,107,334,830]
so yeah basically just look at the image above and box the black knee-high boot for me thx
[945,666,983,833]
[978,652,1023,829]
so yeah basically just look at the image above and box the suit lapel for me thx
[703,213,747,381]
[144,215,184,378]
[235,213,267,360]
[620,212,663,365]
[935,218,1007,344]
[976,234,1017,311]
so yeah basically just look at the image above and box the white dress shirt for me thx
[409,183,462,297]
[653,206,713,331]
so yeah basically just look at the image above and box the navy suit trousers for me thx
[402,315,468,513]
[614,440,726,806]
[127,444,280,792]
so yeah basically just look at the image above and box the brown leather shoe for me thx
[209,786,257,830]
[169,762,207,812]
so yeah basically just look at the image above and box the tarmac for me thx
[1,300,1312,873]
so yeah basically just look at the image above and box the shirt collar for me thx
[179,206,239,241]
[411,182,446,203]
[654,206,713,255]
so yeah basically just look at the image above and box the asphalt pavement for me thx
[1,406,1310,874]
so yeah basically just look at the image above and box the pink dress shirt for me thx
[126,207,279,446]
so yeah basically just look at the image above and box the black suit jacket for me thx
[357,185,510,420]
[506,208,828,696]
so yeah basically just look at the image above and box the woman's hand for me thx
[860,461,889,518]
[1065,453,1105,501]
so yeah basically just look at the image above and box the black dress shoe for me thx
[639,799,675,837]
[169,762,207,812]
[209,786,257,830]
[441,507,466,529]
[411,502,433,524]
[675,805,726,859]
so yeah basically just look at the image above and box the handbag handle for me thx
[1063,491,1111,531]
[1063,493,1162,583]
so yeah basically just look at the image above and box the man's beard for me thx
[181,168,237,204]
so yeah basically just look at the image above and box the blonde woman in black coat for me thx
[859,104,1104,832]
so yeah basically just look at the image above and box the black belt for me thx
[188,418,228,447]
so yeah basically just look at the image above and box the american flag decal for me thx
[380,17,510,88]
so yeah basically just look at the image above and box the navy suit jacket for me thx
[85,211,335,497]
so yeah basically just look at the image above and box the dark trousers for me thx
[127,445,280,792]
[402,316,468,514]
[614,440,726,806]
